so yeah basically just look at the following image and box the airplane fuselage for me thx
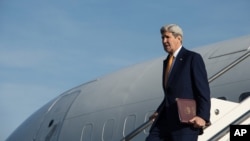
[6,35,250,141]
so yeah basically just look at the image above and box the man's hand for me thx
[149,112,159,122]
[189,116,206,128]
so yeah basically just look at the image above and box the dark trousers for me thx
[145,123,198,141]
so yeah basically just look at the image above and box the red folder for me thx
[176,98,196,123]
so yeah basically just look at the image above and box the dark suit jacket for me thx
[154,47,211,135]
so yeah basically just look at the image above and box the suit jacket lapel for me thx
[163,55,170,88]
[167,47,187,85]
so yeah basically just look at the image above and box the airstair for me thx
[198,97,250,141]
[121,97,250,141]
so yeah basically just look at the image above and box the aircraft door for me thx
[34,90,80,141]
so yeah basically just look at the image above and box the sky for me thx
[0,0,250,140]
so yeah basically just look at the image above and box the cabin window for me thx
[102,119,115,141]
[144,111,155,134]
[81,123,93,141]
[123,114,136,137]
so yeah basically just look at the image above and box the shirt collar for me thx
[173,45,182,58]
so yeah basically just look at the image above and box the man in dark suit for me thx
[146,24,211,141]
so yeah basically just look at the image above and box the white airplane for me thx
[6,35,250,141]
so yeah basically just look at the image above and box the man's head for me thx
[160,24,183,54]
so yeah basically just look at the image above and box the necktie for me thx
[165,55,174,87]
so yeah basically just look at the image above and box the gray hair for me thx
[160,24,183,38]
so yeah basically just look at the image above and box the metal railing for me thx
[120,120,153,141]
[208,109,250,141]
[208,51,250,83]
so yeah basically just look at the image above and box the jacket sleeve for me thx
[191,53,211,123]
[156,98,165,113]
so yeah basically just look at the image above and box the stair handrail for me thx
[120,119,153,141]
